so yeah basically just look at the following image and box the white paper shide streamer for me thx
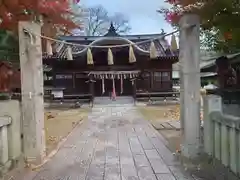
[102,77,105,94]
[67,46,73,60]
[120,75,123,94]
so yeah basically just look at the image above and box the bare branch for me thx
[85,5,131,36]
[110,13,131,35]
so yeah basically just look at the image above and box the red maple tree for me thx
[0,0,80,35]
[160,0,204,24]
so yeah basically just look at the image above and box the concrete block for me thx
[0,100,21,161]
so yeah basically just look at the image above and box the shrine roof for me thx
[43,24,178,60]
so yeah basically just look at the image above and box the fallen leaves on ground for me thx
[138,105,203,121]
[44,108,89,155]
[138,105,180,121]
[164,106,180,120]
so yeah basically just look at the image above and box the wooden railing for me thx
[203,95,240,175]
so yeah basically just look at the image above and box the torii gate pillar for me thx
[179,14,202,158]
[18,21,46,165]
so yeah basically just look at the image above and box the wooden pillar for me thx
[179,66,184,132]
[18,21,46,165]
[72,72,76,89]
[179,14,202,158]
[89,75,94,106]
[132,79,136,104]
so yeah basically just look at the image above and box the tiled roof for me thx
[43,36,178,60]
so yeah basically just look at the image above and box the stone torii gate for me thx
[18,22,45,166]
[17,13,202,166]
[179,13,202,158]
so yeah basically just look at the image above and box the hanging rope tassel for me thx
[67,46,73,60]
[149,41,157,59]
[87,48,94,65]
[120,75,123,94]
[129,45,136,63]
[170,34,178,52]
[108,48,114,65]
[46,40,53,56]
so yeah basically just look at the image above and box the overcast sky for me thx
[80,0,173,35]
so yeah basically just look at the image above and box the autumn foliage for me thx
[0,0,80,35]
[160,0,240,52]
[160,0,205,24]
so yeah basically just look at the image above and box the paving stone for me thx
[161,122,174,129]
[121,164,138,179]
[151,121,165,130]
[105,164,121,174]
[168,121,181,130]
[86,175,104,180]
[169,166,194,180]
[145,149,163,160]
[149,137,180,166]
[148,159,171,174]
[133,154,150,167]
[129,137,145,155]
[138,135,154,150]
[137,166,155,178]
[105,173,121,180]
[87,163,105,177]
[156,173,176,180]
[12,99,204,180]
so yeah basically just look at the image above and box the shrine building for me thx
[43,24,179,102]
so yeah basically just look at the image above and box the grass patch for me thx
[44,108,89,155]
[138,105,180,121]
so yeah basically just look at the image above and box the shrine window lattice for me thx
[154,71,170,82]
[55,74,73,79]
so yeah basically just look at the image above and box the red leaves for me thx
[37,0,70,15]
[166,12,181,23]
[165,0,179,4]
[0,0,81,35]
[4,0,19,11]
[160,0,203,25]
[165,0,198,6]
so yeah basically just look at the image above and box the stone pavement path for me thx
[14,103,199,180]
